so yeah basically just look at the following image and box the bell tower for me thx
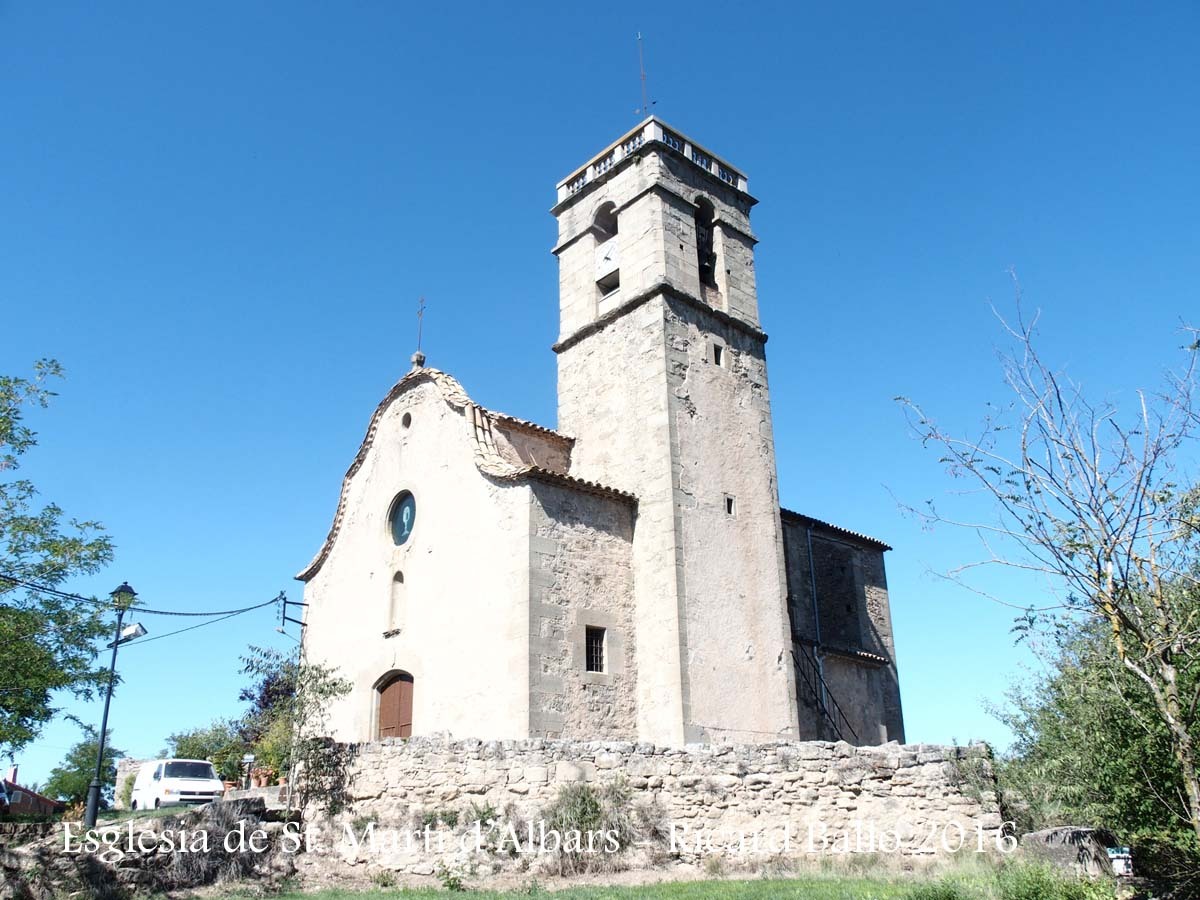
[552,118,799,745]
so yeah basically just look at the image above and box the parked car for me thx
[130,759,225,809]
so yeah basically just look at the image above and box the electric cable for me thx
[0,573,282,617]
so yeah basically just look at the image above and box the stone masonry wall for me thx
[663,295,798,744]
[112,758,147,810]
[781,519,905,745]
[557,296,688,745]
[527,481,637,740]
[300,736,1003,880]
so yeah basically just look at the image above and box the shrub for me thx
[906,883,979,900]
[995,861,1115,900]
[435,861,466,891]
[466,801,497,826]
[117,773,135,810]
[905,862,1115,900]
[539,780,638,875]
[369,869,396,888]
[1130,831,1200,895]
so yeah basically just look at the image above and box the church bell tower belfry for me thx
[552,118,800,745]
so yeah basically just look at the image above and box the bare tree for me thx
[899,296,1200,841]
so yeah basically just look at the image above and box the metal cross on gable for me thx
[416,296,426,353]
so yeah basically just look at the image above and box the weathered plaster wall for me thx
[302,381,532,743]
[301,736,1002,878]
[492,422,572,474]
[527,483,636,740]
[821,655,899,746]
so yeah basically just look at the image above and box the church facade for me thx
[298,118,904,748]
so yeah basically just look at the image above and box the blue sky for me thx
[2,2,1198,786]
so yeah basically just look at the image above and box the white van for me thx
[130,758,225,809]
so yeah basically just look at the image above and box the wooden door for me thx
[378,673,414,738]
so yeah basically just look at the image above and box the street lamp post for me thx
[83,582,145,829]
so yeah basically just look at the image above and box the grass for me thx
[213,858,1117,900]
[218,875,914,899]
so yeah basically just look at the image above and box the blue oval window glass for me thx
[389,492,416,546]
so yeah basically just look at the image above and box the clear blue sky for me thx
[3,2,1198,786]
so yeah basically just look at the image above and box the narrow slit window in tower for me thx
[695,197,717,287]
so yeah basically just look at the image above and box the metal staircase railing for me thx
[793,641,859,745]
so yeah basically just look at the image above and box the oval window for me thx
[389,492,417,546]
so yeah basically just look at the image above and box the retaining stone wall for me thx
[299,736,1004,880]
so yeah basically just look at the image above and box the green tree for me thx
[996,622,1197,838]
[900,302,1200,841]
[165,719,247,782]
[239,645,351,809]
[44,726,123,807]
[0,360,114,756]
[237,651,298,746]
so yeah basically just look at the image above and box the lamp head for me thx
[110,582,137,609]
[118,622,147,643]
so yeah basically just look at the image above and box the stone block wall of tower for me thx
[661,296,799,744]
[556,297,688,745]
[554,123,801,746]
[553,145,758,340]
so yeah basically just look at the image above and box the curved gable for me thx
[296,367,633,582]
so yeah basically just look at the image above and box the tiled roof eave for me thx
[779,508,892,551]
[514,466,637,505]
[491,413,574,444]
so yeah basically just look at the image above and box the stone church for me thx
[298,118,904,749]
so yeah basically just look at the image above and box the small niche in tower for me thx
[384,571,405,637]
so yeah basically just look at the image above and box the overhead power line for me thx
[121,608,256,646]
[0,573,283,618]
[0,602,288,693]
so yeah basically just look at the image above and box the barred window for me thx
[585,626,606,673]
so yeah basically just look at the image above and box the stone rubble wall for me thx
[0,822,56,845]
[113,757,149,810]
[300,736,1004,879]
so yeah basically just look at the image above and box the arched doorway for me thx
[375,671,414,739]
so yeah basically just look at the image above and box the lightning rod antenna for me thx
[636,33,655,117]
[416,296,426,352]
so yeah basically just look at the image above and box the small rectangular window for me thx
[585,626,606,673]
[597,269,620,296]
[724,495,736,516]
[712,345,724,367]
